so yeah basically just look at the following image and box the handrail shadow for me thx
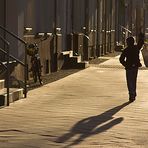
[55,101,130,147]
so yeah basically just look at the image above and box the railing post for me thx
[0,35,10,106]
[6,43,10,106]
[24,44,27,98]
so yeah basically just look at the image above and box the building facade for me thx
[0,0,145,81]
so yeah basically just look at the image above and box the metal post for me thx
[54,0,57,72]
[104,0,107,54]
[24,44,27,98]
[84,0,89,60]
[96,0,100,57]
[6,44,10,106]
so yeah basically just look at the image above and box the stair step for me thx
[0,60,17,79]
[0,88,24,106]
[62,51,89,69]
[74,61,89,69]
[1,60,17,65]
[63,61,89,69]
[61,50,73,57]
[73,55,82,63]
[64,55,82,64]
[0,80,4,90]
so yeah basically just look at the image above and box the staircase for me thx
[0,25,28,107]
[0,79,23,107]
[0,55,24,107]
[61,51,89,69]
[0,50,26,107]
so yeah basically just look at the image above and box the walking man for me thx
[119,33,144,102]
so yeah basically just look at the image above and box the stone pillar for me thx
[5,0,25,59]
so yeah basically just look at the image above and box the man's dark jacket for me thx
[119,39,144,69]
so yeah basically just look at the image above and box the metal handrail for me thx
[0,35,10,106]
[0,25,26,44]
[0,48,25,66]
[0,61,7,69]
[0,25,28,98]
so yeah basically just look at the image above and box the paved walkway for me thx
[0,52,148,148]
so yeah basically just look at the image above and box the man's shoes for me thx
[129,97,136,103]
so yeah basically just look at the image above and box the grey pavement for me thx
[1,52,148,148]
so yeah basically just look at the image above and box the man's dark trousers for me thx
[126,68,138,98]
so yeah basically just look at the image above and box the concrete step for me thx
[62,51,89,69]
[0,60,17,79]
[1,60,17,65]
[73,55,82,63]
[74,61,89,69]
[61,50,73,57]
[0,80,4,90]
[63,61,89,69]
[0,88,24,106]
[68,55,82,63]
[62,51,81,62]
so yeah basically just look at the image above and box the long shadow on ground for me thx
[55,101,130,147]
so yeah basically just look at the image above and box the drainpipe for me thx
[104,0,107,54]
[4,0,6,50]
[84,0,89,60]
[53,0,57,72]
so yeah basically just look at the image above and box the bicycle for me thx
[27,43,43,85]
